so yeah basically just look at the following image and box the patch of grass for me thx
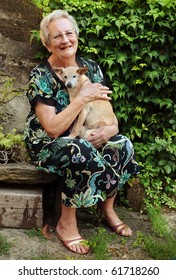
[144,235,176,260]
[132,231,144,248]
[0,234,11,256]
[88,227,113,260]
[143,206,176,260]
[29,252,59,260]
[132,206,176,260]
[25,228,46,241]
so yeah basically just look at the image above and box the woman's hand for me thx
[76,80,112,104]
[87,123,119,149]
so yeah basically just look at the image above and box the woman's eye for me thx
[54,34,61,39]
[67,31,73,35]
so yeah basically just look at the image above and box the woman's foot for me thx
[100,208,132,237]
[56,221,90,254]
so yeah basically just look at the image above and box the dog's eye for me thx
[73,75,77,78]
[63,75,67,79]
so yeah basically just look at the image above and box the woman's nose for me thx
[61,34,70,43]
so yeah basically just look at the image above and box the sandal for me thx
[56,232,90,254]
[42,224,55,240]
[103,220,132,237]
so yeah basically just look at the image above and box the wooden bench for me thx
[0,163,59,229]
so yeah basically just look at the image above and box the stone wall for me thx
[0,0,42,133]
[0,2,60,229]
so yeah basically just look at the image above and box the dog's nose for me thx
[66,82,73,88]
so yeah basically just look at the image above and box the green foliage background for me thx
[31,0,176,208]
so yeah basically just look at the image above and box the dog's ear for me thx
[77,67,88,75]
[54,67,64,74]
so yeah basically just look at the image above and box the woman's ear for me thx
[45,44,52,53]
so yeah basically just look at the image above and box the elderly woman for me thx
[24,9,140,254]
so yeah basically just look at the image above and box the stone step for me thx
[0,163,59,229]
[0,186,43,229]
[0,163,57,184]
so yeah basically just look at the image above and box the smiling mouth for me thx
[60,45,73,50]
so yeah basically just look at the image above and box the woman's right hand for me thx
[77,80,112,104]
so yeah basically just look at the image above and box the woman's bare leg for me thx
[100,195,132,236]
[56,204,89,254]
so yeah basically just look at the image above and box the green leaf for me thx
[164,165,172,174]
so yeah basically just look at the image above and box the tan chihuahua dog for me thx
[56,66,117,139]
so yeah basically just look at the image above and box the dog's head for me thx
[55,66,88,89]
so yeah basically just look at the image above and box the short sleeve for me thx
[26,64,58,108]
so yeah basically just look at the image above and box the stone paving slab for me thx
[0,207,153,260]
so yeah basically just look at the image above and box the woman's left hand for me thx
[87,124,119,149]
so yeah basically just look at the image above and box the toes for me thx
[69,244,89,254]
[122,226,132,237]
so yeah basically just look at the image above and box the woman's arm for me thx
[35,81,112,138]
[35,97,84,138]
[86,114,119,149]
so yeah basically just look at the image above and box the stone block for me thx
[0,186,43,229]
[0,163,57,184]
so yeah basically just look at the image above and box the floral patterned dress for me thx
[24,56,140,208]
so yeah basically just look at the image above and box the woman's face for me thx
[46,18,78,61]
